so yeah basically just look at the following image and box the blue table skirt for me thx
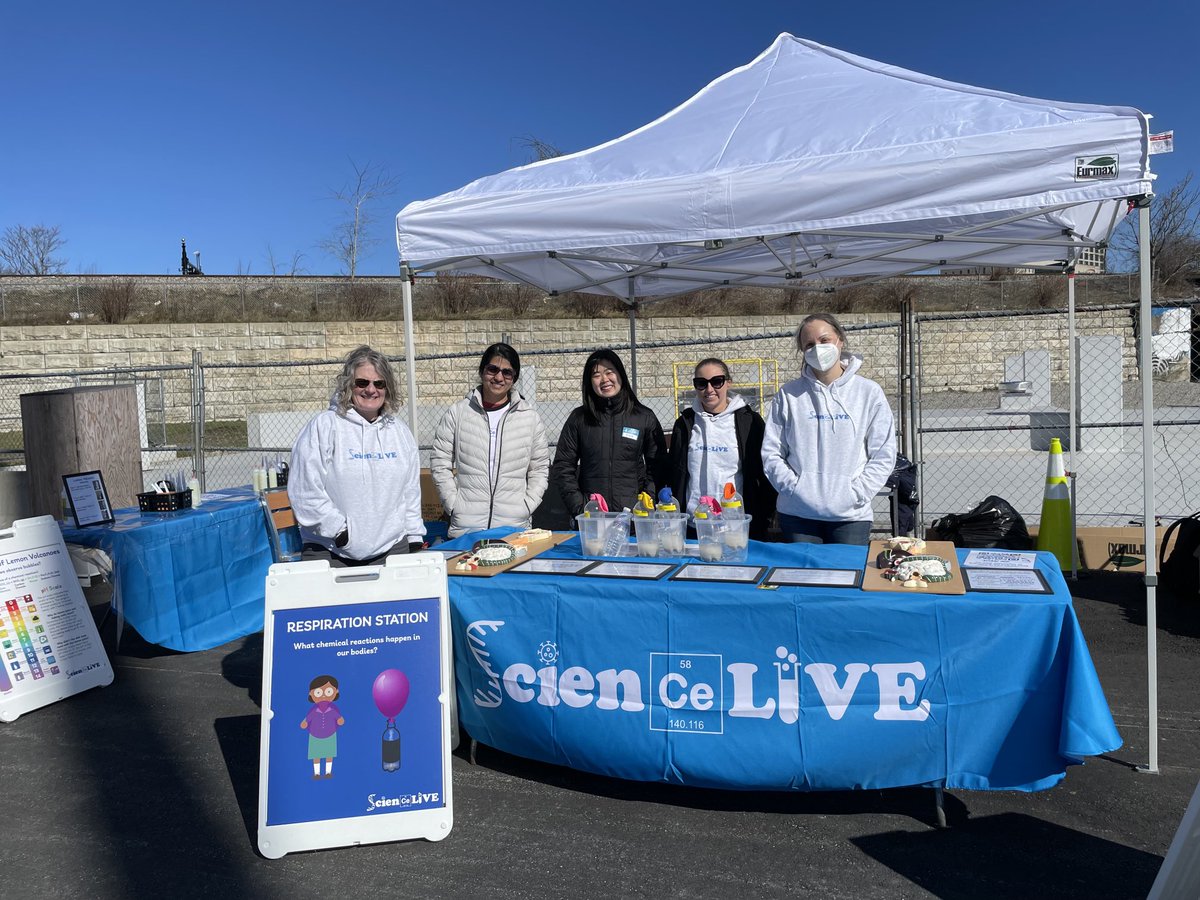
[443,530,1121,793]
[63,487,273,652]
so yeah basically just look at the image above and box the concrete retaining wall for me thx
[0,309,1137,426]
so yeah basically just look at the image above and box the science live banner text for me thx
[448,534,1120,792]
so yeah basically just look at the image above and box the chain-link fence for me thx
[2,302,1194,535]
[914,300,1199,533]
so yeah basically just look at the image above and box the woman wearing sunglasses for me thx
[430,342,550,538]
[551,348,666,516]
[289,345,425,565]
[762,314,896,545]
[666,359,776,540]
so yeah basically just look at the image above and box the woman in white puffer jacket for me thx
[430,343,550,539]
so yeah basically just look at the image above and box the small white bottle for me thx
[188,472,202,508]
[267,464,278,489]
[253,460,267,493]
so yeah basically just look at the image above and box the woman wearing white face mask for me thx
[761,313,896,545]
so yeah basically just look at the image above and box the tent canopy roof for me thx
[395,34,1152,299]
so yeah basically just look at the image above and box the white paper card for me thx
[963,550,1037,569]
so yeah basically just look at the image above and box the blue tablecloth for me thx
[62,487,273,652]
[444,530,1121,793]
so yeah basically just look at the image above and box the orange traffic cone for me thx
[1036,438,1073,569]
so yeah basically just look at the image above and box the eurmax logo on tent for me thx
[1075,155,1119,181]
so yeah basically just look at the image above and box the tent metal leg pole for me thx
[933,786,946,829]
[1068,269,1077,470]
[627,279,638,392]
[1067,270,1079,578]
[401,269,420,446]
[908,305,923,537]
[1137,200,1159,775]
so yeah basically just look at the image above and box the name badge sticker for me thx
[621,427,639,441]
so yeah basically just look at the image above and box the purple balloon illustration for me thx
[372,669,410,718]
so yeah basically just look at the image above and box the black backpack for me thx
[885,454,920,535]
[1159,514,1200,599]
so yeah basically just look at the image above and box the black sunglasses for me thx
[484,363,516,380]
[354,378,387,390]
[693,375,728,390]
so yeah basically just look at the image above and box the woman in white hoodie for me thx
[761,314,896,545]
[666,358,775,540]
[289,346,425,566]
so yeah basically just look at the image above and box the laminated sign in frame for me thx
[0,515,113,722]
[257,554,454,858]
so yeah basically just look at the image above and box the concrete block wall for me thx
[0,310,1136,428]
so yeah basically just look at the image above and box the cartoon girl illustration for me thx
[299,674,344,779]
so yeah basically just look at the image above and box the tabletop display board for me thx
[446,532,573,577]
[861,540,966,595]
[0,516,113,722]
[257,553,454,858]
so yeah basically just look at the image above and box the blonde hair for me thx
[333,345,400,416]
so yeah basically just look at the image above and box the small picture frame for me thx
[961,567,1052,594]
[61,470,115,528]
[509,557,599,576]
[764,567,863,588]
[670,563,766,585]
[583,561,674,580]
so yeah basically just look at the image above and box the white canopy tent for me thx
[395,34,1161,769]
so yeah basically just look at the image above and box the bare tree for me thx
[1111,172,1200,287]
[0,224,67,274]
[516,135,563,163]
[264,243,307,277]
[319,160,398,279]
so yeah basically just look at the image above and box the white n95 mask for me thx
[804,343,840,373]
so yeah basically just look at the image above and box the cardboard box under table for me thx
[441,528,1120,794]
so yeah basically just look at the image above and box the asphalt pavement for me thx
[2,572,1197,900]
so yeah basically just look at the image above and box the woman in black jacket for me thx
[666,358,777,540]
[551,349,667,516]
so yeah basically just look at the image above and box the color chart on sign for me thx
[0,516,113,722]
[1,594,53,687]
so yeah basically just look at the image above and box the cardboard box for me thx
[1025,525,1166,573]
[419,468,446,522]
[1076,526,1167,573]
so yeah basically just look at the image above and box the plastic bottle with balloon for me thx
[372,668,410,772]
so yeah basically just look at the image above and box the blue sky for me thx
[2,1,1194,276]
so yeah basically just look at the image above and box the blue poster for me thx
[265,598,443,826]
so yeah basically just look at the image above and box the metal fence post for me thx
[192,350,206,491]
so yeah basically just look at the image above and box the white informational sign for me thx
[963,550,1038,569]
[0,516,114,722]
[257,553,454,858]
[1149,131,1174,155]
[961,568,1051,594]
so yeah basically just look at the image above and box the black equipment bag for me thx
[885,454,919,535]
[928,495,1033,550]
[1159,513,1200,599]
